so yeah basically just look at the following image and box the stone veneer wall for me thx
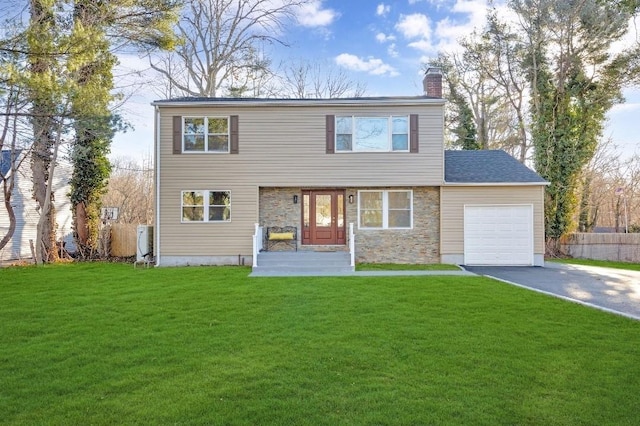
[259,188,302,251]
[352,187,440,264]
[259,187,440,263]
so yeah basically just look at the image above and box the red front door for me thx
[302,190,346,245]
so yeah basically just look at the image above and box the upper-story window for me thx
[335,116,409,152]
[183,117,229,153]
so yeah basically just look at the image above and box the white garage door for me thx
[464,205,534,266]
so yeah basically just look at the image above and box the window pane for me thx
[360,192,383,228]
[336,134,352,151]
[360,192,382,209]
[315,194,332,227]
[392,134,408,151]
[208,118,228,134]
[208,135,229,152]
[183,191,204,205]
[355,117,388,151]
[337,194,344,227]
[303,194,310,227]
[388,191,410,209]
[184,135,205,151]
[209,191,230,206]
[209,206,230,221]
[336,116,352,134]
[184,118,205,134]
[361,209,382,227]
[388,210,410,228]
[183,207,204,221]
[392,116,408,133]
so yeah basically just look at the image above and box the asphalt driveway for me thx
[465,263,640,320]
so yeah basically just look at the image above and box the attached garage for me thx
[463,205,534,265]
[440,150,549,267]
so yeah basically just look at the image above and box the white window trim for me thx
[357,190,413,230]
[181,190,232,223]
[182,116,230,153]
[336,115,410,153]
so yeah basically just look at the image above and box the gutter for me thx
[442,181,550,187]
[151,97,446,108]
[154,105,161,267]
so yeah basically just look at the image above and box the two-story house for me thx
[152,69,547,268]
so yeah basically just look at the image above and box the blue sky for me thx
[111,0,640,161]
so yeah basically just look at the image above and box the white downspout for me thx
[154,105,161,267]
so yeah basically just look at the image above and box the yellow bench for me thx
[266,226,298,251]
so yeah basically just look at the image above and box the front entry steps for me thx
[251,251,354,277]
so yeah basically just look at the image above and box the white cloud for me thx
[387,43,399,57]
[396,13,431,39]
[395,13,432,53]
[296,0,337,27]
[376,32,395,43]
[335,53,399,76]
[376,3,391,17]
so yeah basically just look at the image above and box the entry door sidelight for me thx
[302,190,346,245]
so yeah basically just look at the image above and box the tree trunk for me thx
[0,180,17,251]
[29,0,58,264]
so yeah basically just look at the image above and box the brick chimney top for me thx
[423,67,442,98]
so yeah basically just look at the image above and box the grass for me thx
[1,263,639,425]
[356,263,460,271]
[549,257,640,271]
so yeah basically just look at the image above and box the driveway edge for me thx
[486,275,640,322]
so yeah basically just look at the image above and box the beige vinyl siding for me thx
[158,104,443,187]
[157,102,443,259]
[159,184,257,256]
[440,185,546,256]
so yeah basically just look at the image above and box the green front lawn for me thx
[1,263,638,425]
[549,257,640,271]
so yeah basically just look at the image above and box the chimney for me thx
[423,67,442,98]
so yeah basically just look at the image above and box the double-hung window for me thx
[183,117,229,152]
[336,116,409,152]
[358,190,412,229]
[181,190,231,222]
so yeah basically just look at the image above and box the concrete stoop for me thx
[251,251,354,276]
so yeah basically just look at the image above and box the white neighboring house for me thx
[0,149,75,261]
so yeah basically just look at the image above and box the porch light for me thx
[293,195,298,204]
[348,194,354,204]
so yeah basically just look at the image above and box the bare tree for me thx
[102,156,154,225]
[431,51,512,151]
[579,137,640,232]
[278,59,366,98]
[150,0,306,97]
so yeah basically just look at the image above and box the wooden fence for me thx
[560,233,640,263]
[109,224,138,257]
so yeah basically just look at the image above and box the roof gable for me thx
[445,150,547,184]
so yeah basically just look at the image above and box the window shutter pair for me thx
[325,114,419,153]
[172,116,239,154]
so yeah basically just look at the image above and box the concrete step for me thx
[257,251,351,267]
[253,251,354,276]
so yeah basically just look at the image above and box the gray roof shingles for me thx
[445,150,547,184]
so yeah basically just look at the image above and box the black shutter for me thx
[230,115,239,154]
[173,116,182,154]
[326,115,335,154]
[409,114,419,153]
